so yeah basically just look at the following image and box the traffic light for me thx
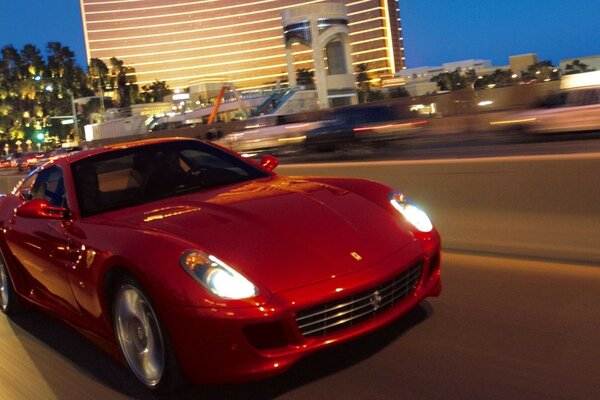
[34,129,46,142]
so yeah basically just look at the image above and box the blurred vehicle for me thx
[490,86,600,134]
[218,114,321,155]
[0,138,441,392]
[5,152,23,168]
[45,145,83,162]
[15,151,46,173]
[0,156,12,169]
[304,104,427,151]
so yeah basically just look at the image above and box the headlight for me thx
[390,193,433,233]
[180,250,258,299]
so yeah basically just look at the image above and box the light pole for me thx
[67,90,80,141]
[46,85,79,142]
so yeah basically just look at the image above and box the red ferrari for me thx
[0,138,441,392]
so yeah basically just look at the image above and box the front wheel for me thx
[0,248,22,315]
[113,277,183,392]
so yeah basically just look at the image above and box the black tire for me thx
[0,248,23,316]
[112,276,185,393]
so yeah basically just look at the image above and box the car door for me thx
[5,166,81,315]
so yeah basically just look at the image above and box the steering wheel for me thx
[184,165,212,187]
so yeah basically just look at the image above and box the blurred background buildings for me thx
[80,0,406,91]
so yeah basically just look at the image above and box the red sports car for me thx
[0,138,441,392]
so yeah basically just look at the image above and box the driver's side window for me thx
[17,174,37,200]
[29,167,66,208]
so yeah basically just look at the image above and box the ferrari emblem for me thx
[350,252,362,261]
[370,290,382,311]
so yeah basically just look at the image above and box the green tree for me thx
[367,90,384,102]
[1,45,25,140]
[474,68,516,89]
[356,63,370,103]
[1,45,22,80]
[109,57,138,108]
[89,58,108,81]
[564,59,594,75]
[389,86,410,98]
[88,58,110,111]
[430,69,466,91]
[45,43,90,141]
[141,80,172,103]
[46,42,76,80]
[521,60,559,82]
[87,58,109,96]
[20,44,45,78]
[0,41,162,146]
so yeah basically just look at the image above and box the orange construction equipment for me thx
[207,84,248,125]
[207,86,227,125]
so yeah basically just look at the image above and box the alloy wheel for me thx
[114,283,165,388]
[0,259,9,312]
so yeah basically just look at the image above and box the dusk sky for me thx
[1,0,599,69]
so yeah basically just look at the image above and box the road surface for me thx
[0,252,598,400]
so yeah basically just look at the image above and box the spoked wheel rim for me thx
[0,257,9,312]
[114,284,165,388]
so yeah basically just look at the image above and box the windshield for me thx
[72,140,269,217]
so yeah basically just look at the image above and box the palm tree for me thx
[109,57,138,108]
[20,44,45,78]
[141,80,172,103]
[1,45,22,80]
[1,45,25,140]
[46,42,76,79]
[89,58,109,111]
[356,63,370,103]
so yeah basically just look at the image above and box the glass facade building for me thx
[80,0,406,90]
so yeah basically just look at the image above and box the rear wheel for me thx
[0,248,22,315]
[112,277,183,392]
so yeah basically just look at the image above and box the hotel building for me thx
[80,0,406,90]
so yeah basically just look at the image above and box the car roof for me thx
[53,137,199,166]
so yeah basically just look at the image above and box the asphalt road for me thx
[1,252,598,400]
[1,132,599,399]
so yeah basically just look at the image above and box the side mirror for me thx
[16,199,67,220]
[20,189,32,201]
[260,155,279,172]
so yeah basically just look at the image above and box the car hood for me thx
[110,176,414,293]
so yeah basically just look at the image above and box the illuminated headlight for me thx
[180,250,257,299]
[390,193,433,233]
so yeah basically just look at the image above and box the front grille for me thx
[296,261,423,338]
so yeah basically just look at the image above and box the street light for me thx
[45,85,79,140]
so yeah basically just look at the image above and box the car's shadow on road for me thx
[165,302,433,400]
[7,309,151,399]
[7,302,432,400]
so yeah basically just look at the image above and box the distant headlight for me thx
[390,193,433,233]
[180,250,258,299]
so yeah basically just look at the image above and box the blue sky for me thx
[1,0,599,69]
[401,0,600,67]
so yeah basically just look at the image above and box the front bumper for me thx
[162,239,441,384]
